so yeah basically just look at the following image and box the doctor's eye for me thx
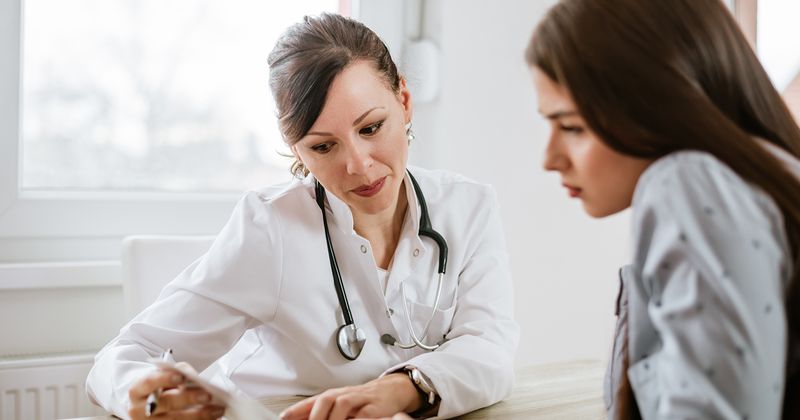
[359,121,384,136]
[311,142,334,154]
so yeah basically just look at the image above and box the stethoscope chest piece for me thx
[337,323,366,360]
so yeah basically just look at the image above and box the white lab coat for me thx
[86,167,519,419]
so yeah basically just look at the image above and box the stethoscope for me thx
[315,170,449,360]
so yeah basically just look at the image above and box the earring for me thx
[293,160,309,178]
[405,122,415,142]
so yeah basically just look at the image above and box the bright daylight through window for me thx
[22,0,346,193]
[756,0,800,122]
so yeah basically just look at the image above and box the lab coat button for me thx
[413,249,420,257]
[360,245,367,254]
[386,308,394,317]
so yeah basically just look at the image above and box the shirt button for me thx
[413,249,420,257]
[360,245,367,254]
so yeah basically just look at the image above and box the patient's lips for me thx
[562,182,582,198]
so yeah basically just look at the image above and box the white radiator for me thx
[0,353,106,420]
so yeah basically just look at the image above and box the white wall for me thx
[407,0,632,366]
[1,1,633,368]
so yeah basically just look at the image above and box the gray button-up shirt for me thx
[605,144,799,419]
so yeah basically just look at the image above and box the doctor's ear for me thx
[290,145,306,165]
[397,77,413,122]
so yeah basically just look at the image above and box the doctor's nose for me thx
[345,142,374,175]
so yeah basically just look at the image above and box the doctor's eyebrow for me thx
[352,106,384,125]
[306,107,386,137]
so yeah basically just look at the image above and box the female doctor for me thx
[86,13,518,420]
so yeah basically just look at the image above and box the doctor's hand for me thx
[279,372,421,420]
[352,413,414,420]
[352,414,413,420]
[127,364,226,420]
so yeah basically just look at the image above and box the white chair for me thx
[121,234,215,320]
[120,235,221,378]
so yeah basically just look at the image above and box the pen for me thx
[145,349,175,417]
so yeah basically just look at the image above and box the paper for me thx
[150,359,279,420]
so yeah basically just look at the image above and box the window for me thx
[734,0,800,122]
[0,0,432,265]
[22,0,345,194]
[0,0,420,262]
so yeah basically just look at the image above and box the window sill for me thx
[0,261,120,290]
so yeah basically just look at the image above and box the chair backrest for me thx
[121,235,215,320]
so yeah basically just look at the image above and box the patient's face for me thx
[532,67,652,218]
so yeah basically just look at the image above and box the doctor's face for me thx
[292,60,412,217]
[533,67,652,218]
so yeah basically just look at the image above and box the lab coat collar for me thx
[303,170,422,239]
[401,169,422,236]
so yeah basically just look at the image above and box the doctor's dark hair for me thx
[527,0,800,418]
[267,13,401,177]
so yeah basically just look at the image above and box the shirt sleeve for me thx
[628,155,788,419]
[382,186,520,419]
[86,192,285,418]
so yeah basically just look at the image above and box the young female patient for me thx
[527,0,800,418]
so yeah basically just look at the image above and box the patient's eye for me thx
[559,124,584,134]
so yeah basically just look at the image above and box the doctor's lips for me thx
[352,177,386,197]
[562,183,582,198]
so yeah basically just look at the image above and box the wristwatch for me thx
[404,366,438,406]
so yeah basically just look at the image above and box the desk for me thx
[456,359,605,419]
[68,359,606,419]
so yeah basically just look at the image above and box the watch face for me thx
[410,369,420,384]
[408,368,435,397]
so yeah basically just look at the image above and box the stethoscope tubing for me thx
[408,171,448,275]
[315,181,355,326]
[395,272,444,350]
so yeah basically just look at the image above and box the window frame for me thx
[732,0,758,48]
[733,0,800,121]
[0,0,406,261]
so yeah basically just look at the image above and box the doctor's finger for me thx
[128,369,186,401]
[153,387,214,414]
[326,393,371,420]
[159,404,226,420]
[306,387,355,420]
[280,394,319,420]
[307,390,343,420]
[352,414,413,420]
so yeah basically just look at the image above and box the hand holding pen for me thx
[127,349,225,420]
[145,349,175,416]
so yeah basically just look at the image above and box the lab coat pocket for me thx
[405,299,456,346]
[628,353,660,415]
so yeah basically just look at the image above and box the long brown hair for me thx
[526,0,800,418]
[267,13,401,176]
